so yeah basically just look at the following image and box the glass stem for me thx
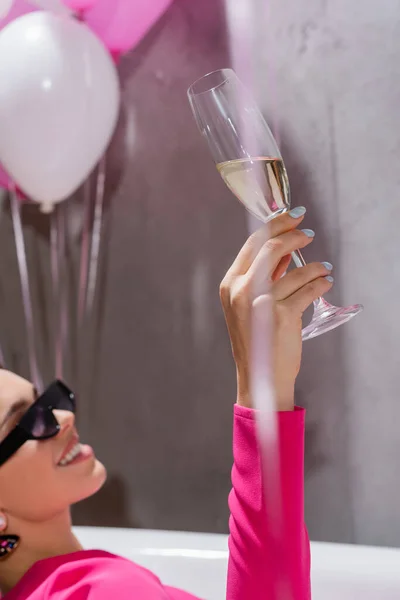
[291,249,306,268]
[291,250,327,308]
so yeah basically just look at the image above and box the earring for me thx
[0,535,19,560]
[0,513,19,560]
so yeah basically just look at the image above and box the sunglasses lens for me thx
[40,381,75,413]
[20,404,59,438]
[49,382,75,412]
[55,394,75,412]
[19,381,75,440]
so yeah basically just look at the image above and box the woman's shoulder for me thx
[4,549,161,599]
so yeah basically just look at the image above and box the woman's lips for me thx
[58,444,94,467]
[57,434,79,464]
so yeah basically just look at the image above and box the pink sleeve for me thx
[227,405,311,600]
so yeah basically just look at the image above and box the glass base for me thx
[302,298,364,341]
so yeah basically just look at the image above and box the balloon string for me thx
[10,189,43,392]
[50,209,61,378]
[78,178,92,327]
[58,206,68,382]
[52,206,68,380]
[86,155,106,316]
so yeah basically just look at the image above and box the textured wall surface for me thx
[256,0,400,545]
[1,0,400,545]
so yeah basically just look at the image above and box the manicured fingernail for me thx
[321,261,333,271]
[301,229,315,238]
[289,206,306,218]
[325,276,334,283]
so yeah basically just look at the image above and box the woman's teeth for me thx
[58,443,81,466]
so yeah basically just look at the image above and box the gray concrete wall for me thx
[1,0,400,546]
[257,0,400,545]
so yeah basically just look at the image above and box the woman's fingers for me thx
[227,208,306,277]
[246,228,315,284]
[272,262,333,300]
[271,254,292,282]
[282,275,334,315]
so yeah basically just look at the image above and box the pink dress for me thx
[4,405,310,599]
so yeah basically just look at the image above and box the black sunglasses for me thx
[0,380,75,467]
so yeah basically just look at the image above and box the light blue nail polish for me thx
[325,276,334,283]
[289,206,306,218]
[301,229,315,238]
[321,261,333,271]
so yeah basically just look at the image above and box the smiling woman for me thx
[0,380,88,468]
[0,372,106,533]
[0,371,107,592]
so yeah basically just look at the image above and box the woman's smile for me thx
[57,444,94,468]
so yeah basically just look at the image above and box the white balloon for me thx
[0,11,120,206]
[0,0,13,18]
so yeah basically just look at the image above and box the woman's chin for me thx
[77,459,107,501]
[90,459,108,492]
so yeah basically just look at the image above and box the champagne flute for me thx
[188,69,363,340]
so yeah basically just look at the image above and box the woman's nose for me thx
[53,409,75,434]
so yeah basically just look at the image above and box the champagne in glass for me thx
[188,69,363,340]
[217,157,289,222]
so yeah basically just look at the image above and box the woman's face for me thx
[0,371,106,523]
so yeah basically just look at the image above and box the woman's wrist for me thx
[236,370,251,408]
[276,390,295,412]
[236,373,295,411]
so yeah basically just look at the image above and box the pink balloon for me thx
[0,0,94,28]
[84,0,172,55]
[0,0,35,29]
[63,0,97,10]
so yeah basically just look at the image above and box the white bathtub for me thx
[74,526,400,599]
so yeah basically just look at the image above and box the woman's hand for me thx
[220,208,333,411]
